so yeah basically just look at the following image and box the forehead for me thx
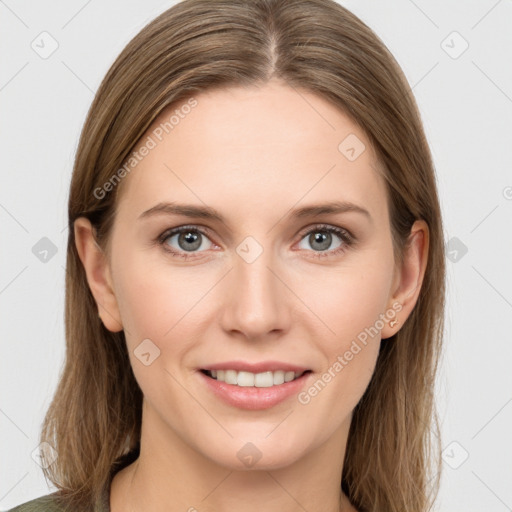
[115,80,388,224]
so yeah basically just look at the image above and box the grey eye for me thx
[164,229,213,253]
[298,230,343,252]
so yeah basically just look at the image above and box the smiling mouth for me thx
[200,369,312,388]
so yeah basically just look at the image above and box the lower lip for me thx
[198,370,312,410]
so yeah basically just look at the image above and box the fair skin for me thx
[75,78,428,512]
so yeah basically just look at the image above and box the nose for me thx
[219,244,292,341]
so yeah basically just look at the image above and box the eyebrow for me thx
[138,200,372,224]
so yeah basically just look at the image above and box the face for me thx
[94,79,403,470]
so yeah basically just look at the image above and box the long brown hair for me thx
[40,1,445,510]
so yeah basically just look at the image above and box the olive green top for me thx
[6,449,139,512]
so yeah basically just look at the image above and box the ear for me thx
[381,219,429,339]
[74,217,123,332]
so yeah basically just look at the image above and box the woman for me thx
[9,0,445,511]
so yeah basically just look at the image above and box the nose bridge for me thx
[221,236,290,338]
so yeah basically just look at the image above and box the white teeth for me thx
[273,370,285,385]
[254,371,273,387]
[206,369,306,387]
[237,371,254,387]
[225,369,238,385]
[284,371,295,382]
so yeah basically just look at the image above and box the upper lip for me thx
[200,360,311,373]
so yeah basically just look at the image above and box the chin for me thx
[196,428,313,471]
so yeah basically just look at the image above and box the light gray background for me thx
[1,1,511,510]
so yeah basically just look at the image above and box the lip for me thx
[200,360,311,374]
[198,369,313,410]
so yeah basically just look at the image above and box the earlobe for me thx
[73,217,123,332]
[381,220,429,340]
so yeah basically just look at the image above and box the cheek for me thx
[295,279,386,424]
[294,254,393,403]
[109,253,240,442]
[113,252,216,350]
[112,256,208,399]
[298,255,394,345]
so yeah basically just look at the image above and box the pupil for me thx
[179,231,201,251]
[311,231,331,251]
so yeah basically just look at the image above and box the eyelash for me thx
[156,224,355,260]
